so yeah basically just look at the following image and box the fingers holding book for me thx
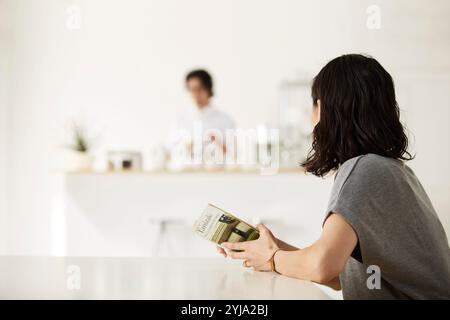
[216,246,227,257]
[221,241,248,251]
[195,204,280,273]
[221,224,280,272]
[225,250,248,260]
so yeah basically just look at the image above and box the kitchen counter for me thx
[51,170,333,256]
[0,256,330,299]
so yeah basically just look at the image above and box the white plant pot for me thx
[65,150,94,172]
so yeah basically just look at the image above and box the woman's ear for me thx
[317,100,321,123]
[311,100,321,128]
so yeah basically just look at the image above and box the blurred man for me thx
[166,69,235,168]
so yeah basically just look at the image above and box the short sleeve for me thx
[324,155,385,264]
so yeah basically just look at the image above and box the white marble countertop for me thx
[0,256,330,300]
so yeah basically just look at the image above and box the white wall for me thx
[0,0,11,255]
[2,0,450,254]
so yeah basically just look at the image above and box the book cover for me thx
[193,204,260,245]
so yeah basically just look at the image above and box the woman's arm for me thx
[221,213,357,288]
[275,238,298,251]
[268,228,342,289]
[322,276,341,290]
[216,231,298,257]
[273,214,357,284]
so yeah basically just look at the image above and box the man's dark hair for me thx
[302,54,413,177]
[185,69,214,97]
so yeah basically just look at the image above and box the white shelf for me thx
[53,167,307,176]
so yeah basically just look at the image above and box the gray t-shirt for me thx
[326,153,450,299]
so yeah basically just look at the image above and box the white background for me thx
[0,0,450,255]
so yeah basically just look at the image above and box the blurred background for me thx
[0,0,449,259]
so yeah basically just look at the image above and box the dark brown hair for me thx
[186,69,214,97]
[302,54,413,176]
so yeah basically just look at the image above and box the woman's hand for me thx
[216,246,227,257]
[220,224,280,272]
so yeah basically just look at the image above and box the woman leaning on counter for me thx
[217,54,450,299]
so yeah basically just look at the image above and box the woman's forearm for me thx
[273,243,341,290]
[275,238,298,251]
[324,276,341,290]
[273,243,340,285]
[272,215,357,287]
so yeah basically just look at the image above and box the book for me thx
[193,203,260,245]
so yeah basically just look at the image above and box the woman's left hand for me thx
[221,224,280,272]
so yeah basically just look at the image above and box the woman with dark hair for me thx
[218,54,450,299]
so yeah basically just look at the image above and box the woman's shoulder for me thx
[335,153,406,184]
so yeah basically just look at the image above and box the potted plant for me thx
[65,122,94,172]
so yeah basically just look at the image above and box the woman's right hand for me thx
[217,237,298,259]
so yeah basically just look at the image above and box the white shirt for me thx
[166,104,235,152]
